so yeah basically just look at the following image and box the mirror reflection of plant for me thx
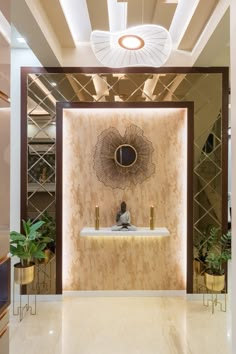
[194,225,218,264]
[10,219,53,266]
[40,211,56,253]
[206,230,231,275]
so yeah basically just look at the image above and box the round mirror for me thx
[114,144,137,167]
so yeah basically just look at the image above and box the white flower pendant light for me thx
[90,24,172,68]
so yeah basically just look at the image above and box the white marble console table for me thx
[80,227,170,237]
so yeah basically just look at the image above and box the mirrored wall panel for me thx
[22,69,228,294]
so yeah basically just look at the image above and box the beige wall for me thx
[0,108,10,228]
[63,108,187,290]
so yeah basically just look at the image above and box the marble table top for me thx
[80,227,170,237]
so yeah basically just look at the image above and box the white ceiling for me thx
[0,0,230,107]
[9,0,230,67]
[11,25,30,49]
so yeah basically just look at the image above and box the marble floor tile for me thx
[9,296,232,354]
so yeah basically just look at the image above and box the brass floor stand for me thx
[202,285,226,314]
[13,281,36,321]
[194,271,227,314]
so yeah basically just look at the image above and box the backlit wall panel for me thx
[63,108,187,290]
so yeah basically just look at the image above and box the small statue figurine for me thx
[111,201,137,231]
[39,166,47,183]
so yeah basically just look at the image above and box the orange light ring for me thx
[118,34,145,50]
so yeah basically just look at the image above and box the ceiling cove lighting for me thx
[16,37,27,43]
[90,24,172,68]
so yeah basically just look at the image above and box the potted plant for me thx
[205,230,231,291]
[10,219,53,285]
[193,225,218,275]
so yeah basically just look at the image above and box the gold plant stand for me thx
[202,285,227,314]
[13,281,36,321]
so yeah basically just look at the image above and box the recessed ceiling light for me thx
[118,35,145,50]
[51,82,57,87]
[17,37,26,43]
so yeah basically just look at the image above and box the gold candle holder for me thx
[150,205,154,230]
[95,205,99,230]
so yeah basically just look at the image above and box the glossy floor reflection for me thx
[10,296,231,354]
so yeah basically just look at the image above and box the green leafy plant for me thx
[10,219,53,266]
[194,225,218,264]
[205,230,231,275]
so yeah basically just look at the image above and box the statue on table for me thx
[111,201,137,231]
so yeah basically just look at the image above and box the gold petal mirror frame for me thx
[93,124,155,189]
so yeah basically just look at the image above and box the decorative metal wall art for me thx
[93,124,155,189]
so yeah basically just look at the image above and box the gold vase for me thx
[204,272,225,292]
[14,262,35,285]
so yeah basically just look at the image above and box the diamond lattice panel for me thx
[26,72,223,294]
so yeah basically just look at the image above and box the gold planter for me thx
[14,262,35,285]
[204,272,225,292]
[36,249,51,265]
[43,249,51,264]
